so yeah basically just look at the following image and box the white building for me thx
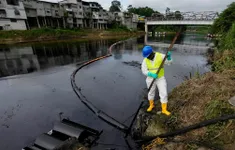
[0,0,139,30]
[0,0,27,30]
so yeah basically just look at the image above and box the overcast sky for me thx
[47,0,234,13]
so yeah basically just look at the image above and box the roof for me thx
[37,0,59,4]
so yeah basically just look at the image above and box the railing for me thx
[146,17,215,21]
[146,11,218,22]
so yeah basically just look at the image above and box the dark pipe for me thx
[136,113,235,145]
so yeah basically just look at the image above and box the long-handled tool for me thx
[124,28,182,138]
[148,29,181,92]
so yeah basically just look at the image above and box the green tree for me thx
[211,2,235,33]
[127,6,155,17]
[220,23,235,49]
[152,11,163,18]
[109,0,121,12]
[175,11,182,20]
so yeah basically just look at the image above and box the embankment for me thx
[0,28,144,44]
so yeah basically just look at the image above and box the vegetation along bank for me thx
[0,27,144,44]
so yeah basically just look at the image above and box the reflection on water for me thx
[0,33,212,78]
[0,40,115,77]
[147,33,213,46]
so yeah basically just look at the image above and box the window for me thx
[79,12,82,15]
[10,19,17,22]
[68,4,71,9]
[47,10,50,13]
[79,6,81,9]
[0,26,3,30]
[14,8,20,15]
[6,0,19,5]
[0,9,6,17]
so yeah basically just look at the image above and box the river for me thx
[0,34,212,150]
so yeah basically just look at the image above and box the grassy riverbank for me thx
[0,28,144,44]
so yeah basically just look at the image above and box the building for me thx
[0,0,139,30]
[113,12,138,30]
[23,0,64,29]
[82,1,91,28]
[0,0,27,30]
[60,0,84,28]
[89,2,107,29]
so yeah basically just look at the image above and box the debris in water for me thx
[2,124,9,128]
[122,61,141,69]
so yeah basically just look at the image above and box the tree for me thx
[211,2,235,34]
[109,0,121,12]
[220,23,235,49]
[128,6,155,17]
[152,11,164,19]
[166,7,170,15]
[175,11,182,20]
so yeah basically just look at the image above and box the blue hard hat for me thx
[142,46,153,58]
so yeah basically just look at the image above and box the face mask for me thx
[147,52,155,60]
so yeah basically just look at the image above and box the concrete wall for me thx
[25,8,37,17]
[4,0,27,19]
[51,3,62,18]
[0,18,27,30]
[36,2,46,16]
[43,2,52,17]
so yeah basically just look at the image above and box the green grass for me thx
[0,28,86,40]
[107,25,132,32]
[211,49,235,72]
[0,27,137,42]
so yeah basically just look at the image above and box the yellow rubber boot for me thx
[147,100,154,112]
[161,103,171,116]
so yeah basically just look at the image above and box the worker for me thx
[141,46,172,116]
